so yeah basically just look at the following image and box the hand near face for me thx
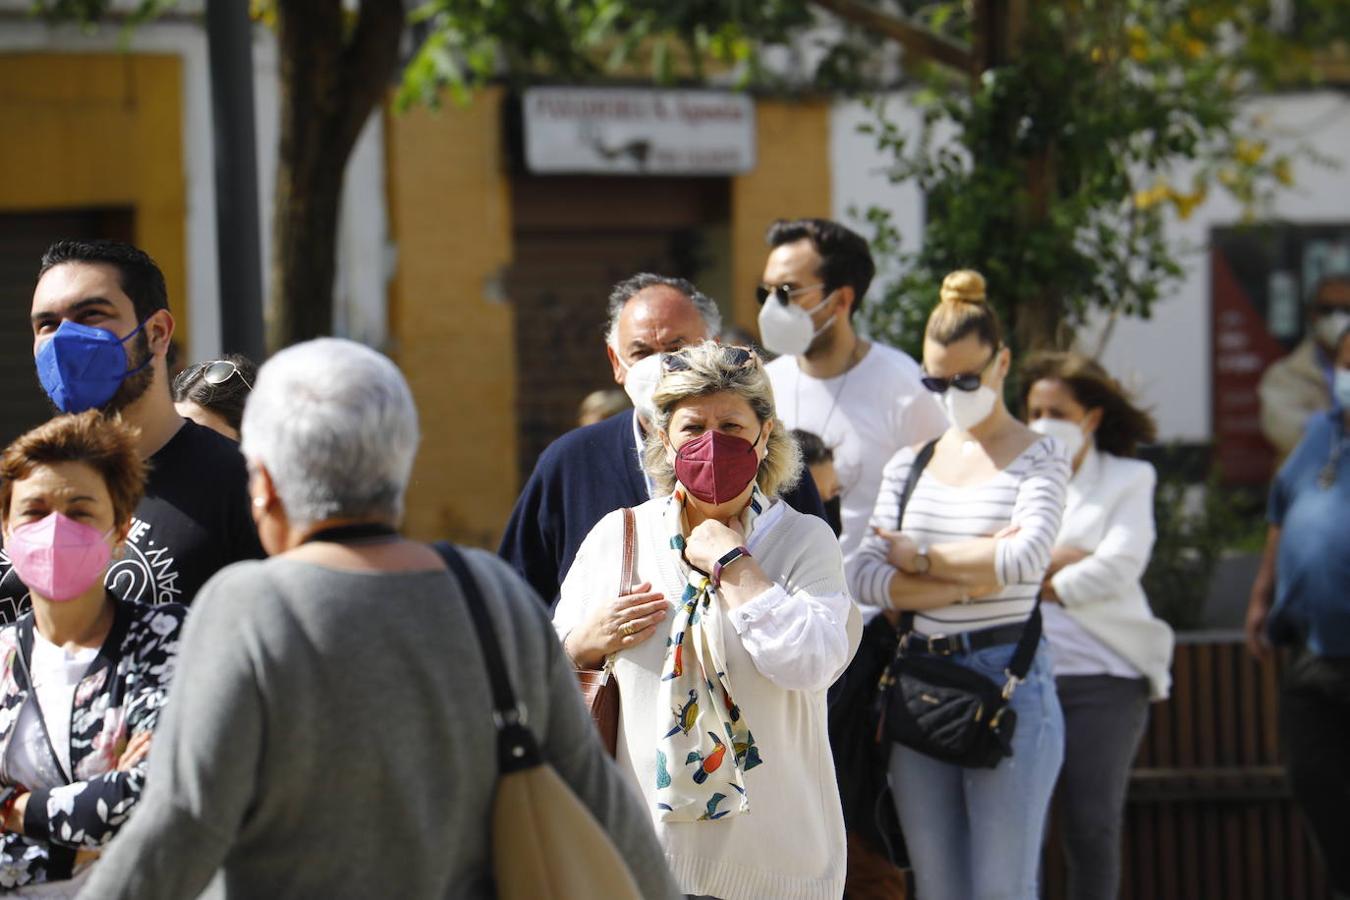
[684,517,746,575]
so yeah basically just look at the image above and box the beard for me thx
[101,329,155,414]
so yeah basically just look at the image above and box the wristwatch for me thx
[910,545,931,576]
[712,545,752,588]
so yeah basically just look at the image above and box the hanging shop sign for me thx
[522,87,756,176]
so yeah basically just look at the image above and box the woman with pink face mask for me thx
[555,340,861,900]
[0,411,183,897]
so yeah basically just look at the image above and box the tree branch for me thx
[808,0,973,74]
[336,0,407,155]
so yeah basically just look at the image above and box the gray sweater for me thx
[78,550,678,900]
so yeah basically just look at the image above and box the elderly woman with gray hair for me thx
[555,340,861,900]
[78,338,676,900]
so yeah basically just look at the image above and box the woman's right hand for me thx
[564,582,667,669]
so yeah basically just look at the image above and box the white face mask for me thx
[942,386,998,432]
[757,292,835,357]
[618,352,663,420]
[1334,368,1350,409]
[1315,310,1350,350]
[1029,417,1087,459]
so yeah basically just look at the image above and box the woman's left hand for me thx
[684,518,746,574]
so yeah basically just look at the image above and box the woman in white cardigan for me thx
[1022,352,1175,900]
[555,341,860,900]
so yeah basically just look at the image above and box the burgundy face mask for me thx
[673,427,763,505]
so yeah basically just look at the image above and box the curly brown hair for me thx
[0,411,146,526]
[1020,352,1157,458]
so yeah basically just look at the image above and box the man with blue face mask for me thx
[0,240,263,623]
[498,273,825,607]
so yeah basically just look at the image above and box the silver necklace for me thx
[795,338,864,437]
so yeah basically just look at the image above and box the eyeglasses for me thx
[920,350,998,394]
[661,346,758,374]
[755,282,825,307]
[187,360,253,391]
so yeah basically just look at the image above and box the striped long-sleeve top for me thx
[849,436,1071,634]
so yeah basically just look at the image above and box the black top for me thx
[498,409,827,606]
[0,419,264,622]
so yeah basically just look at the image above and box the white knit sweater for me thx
[555,497,861,900]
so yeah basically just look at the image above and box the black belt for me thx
[900,622,1028,657]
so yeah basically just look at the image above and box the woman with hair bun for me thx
[852,270,1071,900]
[1022,351,1174,900]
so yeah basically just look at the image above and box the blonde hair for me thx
[925,269,1003,348]
[641,341,801,499]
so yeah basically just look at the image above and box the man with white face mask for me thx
[499,273,825,606]
[760,219,946,571]
[1259,274,1350,465]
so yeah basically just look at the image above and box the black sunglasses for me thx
[755,282,825,307]
[662,346,758,373]
[920,349,999,394]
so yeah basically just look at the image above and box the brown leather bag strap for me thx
[619,508,636,595]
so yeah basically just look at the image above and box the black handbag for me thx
[875,440,1043,769]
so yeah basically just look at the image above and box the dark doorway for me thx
[0,208,135,444]
[508,176,730,481]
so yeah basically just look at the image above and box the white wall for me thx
[830,89,1350,442]
[0,12,390,359]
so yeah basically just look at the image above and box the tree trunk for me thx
[268,0,405,354]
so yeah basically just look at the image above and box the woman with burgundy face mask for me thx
[555,340,862,900]
[0,411,184,896]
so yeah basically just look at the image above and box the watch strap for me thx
[712,545,751,587]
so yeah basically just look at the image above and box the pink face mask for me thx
[5,512,112,602]
[674,428,763,505]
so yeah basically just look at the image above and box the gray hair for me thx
[641,340,801,499]
[604,273,723,348]
[240,338,420,527]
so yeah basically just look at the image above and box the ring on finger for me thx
[620,621,636,637]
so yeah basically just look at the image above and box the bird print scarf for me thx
[653,484,766,823]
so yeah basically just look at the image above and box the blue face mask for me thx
[35,319,152,413]
[1335,368,1350,410]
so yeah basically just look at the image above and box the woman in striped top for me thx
[850,270,1071,900]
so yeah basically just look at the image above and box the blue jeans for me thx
[888,641,1065,900]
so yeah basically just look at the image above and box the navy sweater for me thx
[498,409,827,605]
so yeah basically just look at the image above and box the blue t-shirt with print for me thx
[1266,410,1350,656]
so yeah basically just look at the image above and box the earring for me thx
[251,496,266,510]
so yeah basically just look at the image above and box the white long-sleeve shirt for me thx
[850,436,1071,634]
[555,498,861,900]
[1043,447,1175,698]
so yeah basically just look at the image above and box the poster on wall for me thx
[1211,224,1350,484]
[522,87,756,176]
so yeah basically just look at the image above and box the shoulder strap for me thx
[897,440,938,531]
[432,541,543,774]
[1005,595,1042,682]
[896,440,938,635]
[619,508,636,594]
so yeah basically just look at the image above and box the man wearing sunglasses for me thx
[0,239,264,623]
[759,218,945,570]
[499,272,826,607]
[1260,273,1350,466]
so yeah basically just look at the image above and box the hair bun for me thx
[939,270,987,305]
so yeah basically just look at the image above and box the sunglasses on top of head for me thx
[920,349,999,394]
[662,346,758,373]
[755,282,825,307]
[182,359,253,391]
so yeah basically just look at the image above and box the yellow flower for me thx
[1273,158,1294,187]
[1234,139,1266,166]
[1133,181,1170,210]
[1169,186,1208,220]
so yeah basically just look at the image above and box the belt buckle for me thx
[928,633,954,656]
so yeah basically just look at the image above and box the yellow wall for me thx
[730,98,833,333]
[384,88,518,547]
[0,54,188,339]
